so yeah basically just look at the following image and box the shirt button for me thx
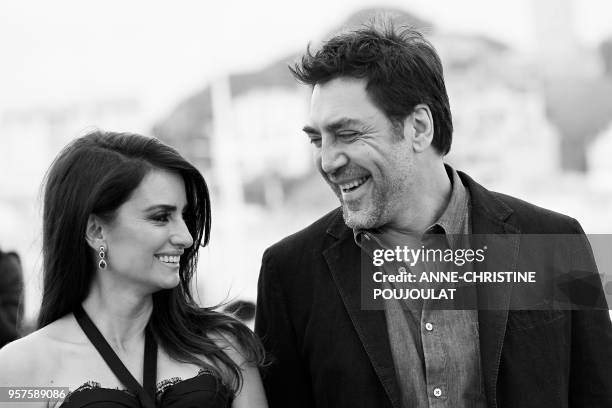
[398,266,407,273]
[425,322,433,331]
[433,387,442,398]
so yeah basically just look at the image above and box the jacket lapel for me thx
[323,212,401,408]
[320,171,520,408]
[460,171,520,408]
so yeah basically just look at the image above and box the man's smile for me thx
[339,175,371,193]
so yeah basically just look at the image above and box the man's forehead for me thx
[310,77,368,105]
[308,78,381,129]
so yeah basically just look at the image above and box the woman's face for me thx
[101,169,194,292]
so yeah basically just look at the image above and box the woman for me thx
[0,131,268,407]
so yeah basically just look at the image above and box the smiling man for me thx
[255,23,612,408]
[303,76,448,233]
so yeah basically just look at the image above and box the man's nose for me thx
[319,139,348,175]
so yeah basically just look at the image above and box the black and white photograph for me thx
[1,0,611,407]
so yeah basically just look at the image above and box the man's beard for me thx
[339,180,388,230]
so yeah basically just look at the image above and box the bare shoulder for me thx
[0,330,66,408]
[0,315,81,387]
[0,331,46,386]
[206,331,267,408]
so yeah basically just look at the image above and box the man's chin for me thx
[341,205,380,230]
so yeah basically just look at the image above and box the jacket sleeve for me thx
[255,248,315,408]
[0,255,24,348]
[567,220,612,407]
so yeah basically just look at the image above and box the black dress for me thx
[60,306,232,408]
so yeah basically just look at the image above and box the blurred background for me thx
[1,0,612,330]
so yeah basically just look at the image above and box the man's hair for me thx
[290,22,453,155]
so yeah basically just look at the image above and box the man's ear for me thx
[403,104,434,153]
[85,214,106,250]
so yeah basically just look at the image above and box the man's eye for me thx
[309,137,322,147]
[338,131,359,138]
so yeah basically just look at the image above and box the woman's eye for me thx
[152,214,170,222]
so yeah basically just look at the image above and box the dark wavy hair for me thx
[39,130,264,392]
[290,22,453,155]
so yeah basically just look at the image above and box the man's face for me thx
[304,77,416,230]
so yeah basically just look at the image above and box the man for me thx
[255,23,612,408]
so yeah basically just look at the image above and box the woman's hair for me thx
[39,130,264,392]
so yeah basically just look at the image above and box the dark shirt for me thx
[355,166,486,408]
[60,306,232,408]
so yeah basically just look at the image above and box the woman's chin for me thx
[152,273,181,291]
[161,276,181,290]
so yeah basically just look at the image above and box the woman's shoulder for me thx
[205,332,268,407]
[0,314,83,386]
[0,330,49,385]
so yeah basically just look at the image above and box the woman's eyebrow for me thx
[144,204,177,212]
[145,203,190,212]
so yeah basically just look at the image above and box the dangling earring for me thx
[98,246,107,269]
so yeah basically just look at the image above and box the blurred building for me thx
[3,5,611,318]
[154,7,569,205]
[532,0,612,172]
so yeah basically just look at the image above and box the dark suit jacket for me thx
[255,171,612,408]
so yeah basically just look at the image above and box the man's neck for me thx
[385,161,452,235]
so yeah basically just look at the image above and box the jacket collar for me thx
[324,168,517,236]
[458,171,520,408]
[323,169,520,408]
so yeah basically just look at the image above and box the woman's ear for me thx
[85,214,106,250]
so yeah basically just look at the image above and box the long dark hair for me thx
[39,130,264,392]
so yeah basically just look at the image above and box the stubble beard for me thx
[337,179,388,230]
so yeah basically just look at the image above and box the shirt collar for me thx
[353,164,470,248]
[434,165,469,237]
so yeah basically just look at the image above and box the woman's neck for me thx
[81,279,153,352]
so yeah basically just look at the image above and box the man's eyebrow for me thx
[302,125,319,135]
[302,118,365,135]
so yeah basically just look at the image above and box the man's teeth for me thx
[340,176,369,193]
[156,255,180,263]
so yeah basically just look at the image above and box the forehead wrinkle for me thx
[310,81,389,137]
[324,118,366,132]
[307,116,374,134]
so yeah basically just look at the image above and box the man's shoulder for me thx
[459,171,582,234]
[259,208,344,287]
[488,190,581,234]
[267,207,344,250]
[264,207,344,259]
